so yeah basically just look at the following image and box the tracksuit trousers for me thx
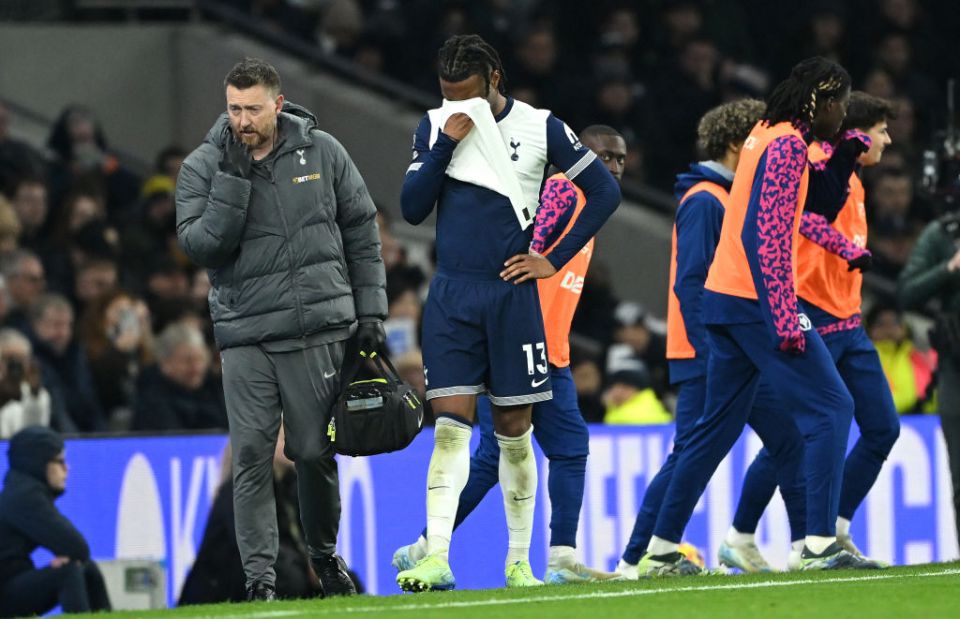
[651,321,854,544]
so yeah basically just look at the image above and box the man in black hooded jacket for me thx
[0,426,111,616]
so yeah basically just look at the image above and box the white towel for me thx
[427,98,533,229]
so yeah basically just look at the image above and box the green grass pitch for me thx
[69,562,960,619]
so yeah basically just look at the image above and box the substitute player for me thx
[398,35,620,591]
[616,99,809,578]
[639,57,882,574]
[394,126,626,585]
[721,92,899,570]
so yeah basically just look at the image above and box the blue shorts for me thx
[422,272,552,406]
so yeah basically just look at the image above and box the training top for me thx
[665,162,732,384]
[703,121,810,344]
[531,173,594,368]
[797,142,868,322]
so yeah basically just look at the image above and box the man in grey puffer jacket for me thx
[176,58,386,600]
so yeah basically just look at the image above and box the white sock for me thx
[548,545,576,568]
[804,535,835,555]
[836,517,851,538]
[791,539,804,554]
[647,536,679,556]
[497,427,537,566]
[425,416,472,561]
[725,527,755,547]
[410,535,429,563]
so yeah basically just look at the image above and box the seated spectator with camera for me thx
[132,322,226,432]
[0,328,51,439]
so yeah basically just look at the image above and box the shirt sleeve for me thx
[545,114,597,181]
[6,489,90,560]
[400,114,457,225]
[799,211,867,261]
[531,176,578,255]
[804,136,866,222]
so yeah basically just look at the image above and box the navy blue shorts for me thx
[421,272,552,406]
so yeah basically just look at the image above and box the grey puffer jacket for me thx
[176,103,387,349]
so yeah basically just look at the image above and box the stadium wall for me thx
[0,416,955,604]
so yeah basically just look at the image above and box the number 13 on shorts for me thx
[522,342,548,376]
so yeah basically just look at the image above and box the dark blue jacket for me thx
[0,427,89,587]
[132,366,227,432]
[669,162,732,384]
[30,335,106,433]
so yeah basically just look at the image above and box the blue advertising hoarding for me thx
[0,416,957,605]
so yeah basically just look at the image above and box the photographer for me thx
[0,328,51,439]
[898,209,960,546]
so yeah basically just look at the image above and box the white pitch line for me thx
[191,568,960,619]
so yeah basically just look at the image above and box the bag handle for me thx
[338,336,363,393]
[371,352,403,385]
[338,337,402,392]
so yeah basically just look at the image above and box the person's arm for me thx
[799,211,872,270]
[898,222,959,309]
[400,114,457,225]
[674,192,725,357]
[7,490,90,560]
[540,115,621,270]
[744,135,809,353]
[175,144,251,269]
[327,134,388,322]
[530,176,579,255]
[804,131,871,222]
[18,381,51,429]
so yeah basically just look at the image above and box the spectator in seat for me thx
[0,195,22,255]
[867,168,923,277]
[79,289,153,430]
[132,322,226,432]
[73,258,118,313]
[0,426,111,616]
[0,329,52,439]
[28,294,105,433]
[8,178,48,254]
[143,258,192,333]
[1,249,45,332]
[607,301,670,398]
[601,360,671,425]
[866,302,937,415]
[45,105,141,218]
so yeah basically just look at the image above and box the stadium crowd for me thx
[0,0,953,435]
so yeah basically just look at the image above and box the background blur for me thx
[0,0,958,608]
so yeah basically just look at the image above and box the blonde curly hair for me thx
[697,98,766,161]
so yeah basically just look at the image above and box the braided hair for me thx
[438,34,507,96]
[762,57,850,127]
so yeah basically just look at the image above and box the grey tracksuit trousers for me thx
[221,340,345,588]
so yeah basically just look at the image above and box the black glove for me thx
[834,129,872,160]
[356,321,386,356]
[219,130,253,178]
[846,253,873,272]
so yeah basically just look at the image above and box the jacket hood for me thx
[674,161,734,201]
[7,426,63,483]
[203,100,319,152]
